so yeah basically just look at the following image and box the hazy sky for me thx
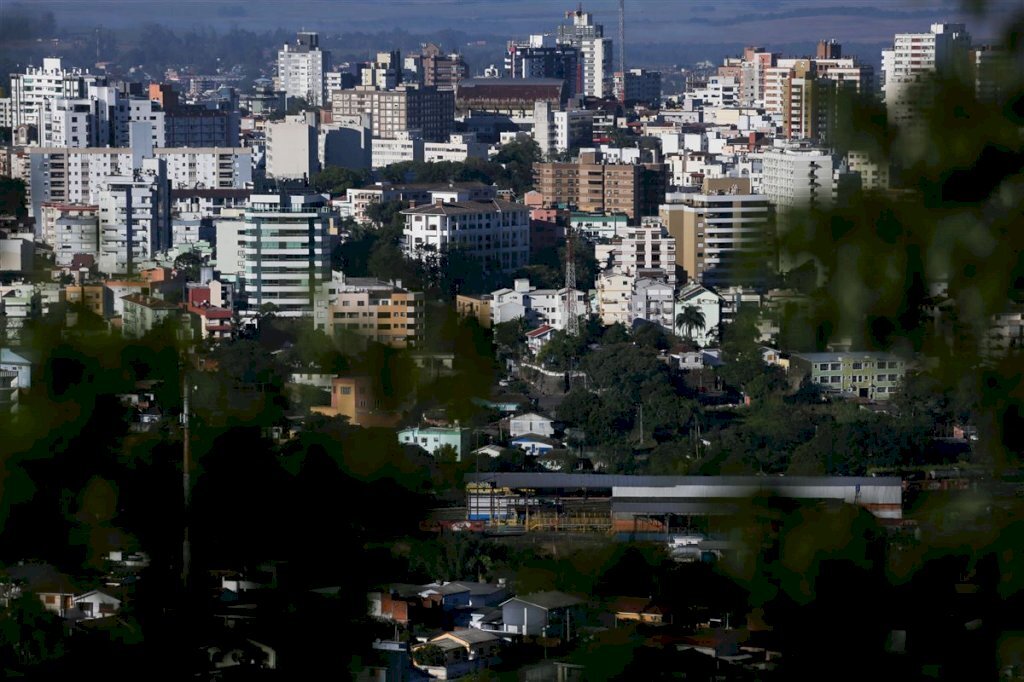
[19,0,1020,44]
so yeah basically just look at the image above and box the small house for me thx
[499,591,584,640]
[412,629,501,680]
[72,589,122,619]
[509,412,555,438]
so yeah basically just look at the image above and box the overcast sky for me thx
[20,0,1020,44]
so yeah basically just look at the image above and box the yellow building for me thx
[456,294,492,328]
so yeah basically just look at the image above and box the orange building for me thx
[311,376,401,427]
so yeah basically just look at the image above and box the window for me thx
[852,362,862,370]
[45,595,56,604]
[340,386,352,395]
[830,363,840,371]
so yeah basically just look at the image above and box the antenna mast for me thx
[565,231,579,336]
[618,0,626,101]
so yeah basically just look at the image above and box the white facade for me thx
[157,147,253,190]
[54,214,100,266]
[631,277,676,330]
[675,282,721,347]
[401,199,530,273]
[489,278,588,331]
[424,133,489,164]
[29,147,251,231]
[596,272,634,326]
[9,58,94,128]
[240,193,330,318]
[371,132,424,168]
[882,23,971,128]
[266,117,318,180]
[596,219,677,286]
[760,147,835,211]
[97,159,170,275]
[73,590,121,620]
[277,32,329,107]
[509,412,555,438]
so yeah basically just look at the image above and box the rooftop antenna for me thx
[618,0,626,74]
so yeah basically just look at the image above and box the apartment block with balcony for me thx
[659,177,772,288]
[239,193,329,319]
[313,272,424,348]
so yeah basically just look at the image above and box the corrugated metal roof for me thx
[464,473,902,489]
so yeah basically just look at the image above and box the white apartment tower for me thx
[557,8,612,98]
[277,32,330,107]
[9,58,100,128]
[97,158,170,275]
[882,23,971,127]
[239,193,330,318]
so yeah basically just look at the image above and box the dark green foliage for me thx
[311,166,371,196]
[0,177,28,218]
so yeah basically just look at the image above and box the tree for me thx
[676,305,706,343]
[173,249,204,282]
[434,443,460,463]
[413,644,447,667]
[311,166,371,196]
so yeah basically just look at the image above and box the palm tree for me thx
[675,306,707,344]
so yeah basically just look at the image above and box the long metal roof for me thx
[464,473,902,488]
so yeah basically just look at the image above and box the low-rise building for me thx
[630,277,675,331]
[121,294,182,339]
[495,592,583,639]
[675,281,722,346]
[313,273,424,348]
[398,425,472,460]
[455,294,492,328]
[509,412,555,438]
[311,375,402,427]
[789,351,907,400]
[411,629,501,680]
[401,199,530,273]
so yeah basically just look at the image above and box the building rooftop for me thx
[793,352,904,362]
[502,591,583,611]
[402,199,525,217]
[121,294,179,310]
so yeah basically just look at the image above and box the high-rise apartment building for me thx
[660,178,772,287]
[556,8,612,98]
[9,58,102,128]
[361,51,402,90]
[331,85,455,142]
[421,44,468,90]
[533,152,667,221]
[760,147,836,211]
[277,32,330,107]
[97,158,171,275]
[882,23,971,127]
[238,193,330,318]
[506,35,581,98]
[614,69,662,106]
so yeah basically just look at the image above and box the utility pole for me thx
[181,370,191,590]
[638,402,644,444]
